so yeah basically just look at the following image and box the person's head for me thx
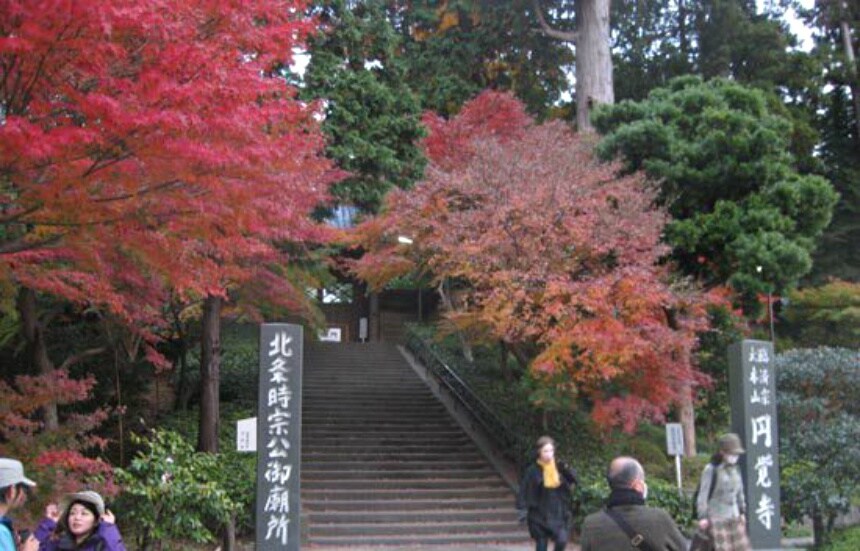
[535,436,556,463]
[717,433,745,465]
[607,456,647,497]
[59,491,105,542]
[0,458,36,511]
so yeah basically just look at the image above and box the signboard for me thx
[318,327,342,342]
[665,423,684,456]
[729,340,781,550]
[256,324,303,551]
[236,417,257,452]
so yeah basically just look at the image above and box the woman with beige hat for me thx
[35,491,125,551]
[693,433,751,551]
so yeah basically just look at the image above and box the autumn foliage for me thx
[1,0,339,328]
[352,91,710,430]
[0,369,116,518]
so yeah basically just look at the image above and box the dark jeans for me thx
[534,527,568,551]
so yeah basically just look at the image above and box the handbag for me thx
[688,529,714,551]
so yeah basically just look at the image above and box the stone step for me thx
[302,413,451,423]
[300,487,513,501]
[303,453,486,464]
[303,426,460,436]
[304,459,488,470]
[302,441,476,453]
[301,477,505,490]
[302,418,456,427]
[308,508,518,524]
[308,531,531,547]
[303,497,514,512]
[310,519,519,537]
[303,468,497,480]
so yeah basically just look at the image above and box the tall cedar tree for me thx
[302,0,426,214]
[352,91,711,431]
[1,0,339,448]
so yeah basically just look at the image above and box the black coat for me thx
[516,461,578,539]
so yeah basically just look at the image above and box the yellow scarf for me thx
[538,459,561,489]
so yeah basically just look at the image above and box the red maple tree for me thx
[2,0,340,450]
[353,91,710,431]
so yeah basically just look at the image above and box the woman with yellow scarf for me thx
[516,436,578,551]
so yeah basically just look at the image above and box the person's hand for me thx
[21,535,39,551]
[46,502,60,521]
[101,509,116,524]
[698,518,710,531]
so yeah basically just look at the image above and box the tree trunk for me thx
[680,381,697,457]
[221,513,236,551]
[197,295,222,453]
[663,306,697,456]
[575,0,614,131]
[174,332,192,411]
[839,10,860,149]
[499,341,516,383]
[812,508,824,548]
[17,287,59,430]
[436,280,473,363]
[369,291,380,342]
[678,0,690,62]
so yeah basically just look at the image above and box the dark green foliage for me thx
[820,525,860,551]
[694,305,746,438]
[776,347,860,547]
[390,0,576,118]
[573,471,694,532]
[303,0,426,213]
[594,77,839,313]
[809,86,860,283]
[115,430,248,548]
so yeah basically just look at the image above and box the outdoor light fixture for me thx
[397,235,414,245]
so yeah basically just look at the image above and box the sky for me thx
[766,0,816,51]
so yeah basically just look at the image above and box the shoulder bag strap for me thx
[604,508,656,551]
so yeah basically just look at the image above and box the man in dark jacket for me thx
[580,456,688,551]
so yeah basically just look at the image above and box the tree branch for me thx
[59,347,107,371]
[0,235,62,255]
[533,0,578,43]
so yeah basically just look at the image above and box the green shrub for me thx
[115,430,242,550]
[571,471,694,533]
[821,525,860,551]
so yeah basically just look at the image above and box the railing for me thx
[404,329,531,468]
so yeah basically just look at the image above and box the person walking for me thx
[580,456,688,551]
[0,458,39,551]
[694,433,751,551]
[35,491,125,551]
[516,436,578,551]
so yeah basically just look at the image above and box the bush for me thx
[777,347,860,548]
[821,525,860,551]
[114,430,241,550]
[571,470,694,533]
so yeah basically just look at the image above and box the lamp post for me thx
[756,266,775,344]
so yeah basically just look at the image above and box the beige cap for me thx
[61,490,106,517]
[718,433,746,455]
[0,458,36,488]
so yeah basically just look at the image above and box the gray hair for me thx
[607,457,645,490]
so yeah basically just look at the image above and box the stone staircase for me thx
[302,342,529,548]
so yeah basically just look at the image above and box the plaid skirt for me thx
[710,517,751,551]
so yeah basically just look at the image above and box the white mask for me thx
[642,482,648,500]
[725,454,739,465]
